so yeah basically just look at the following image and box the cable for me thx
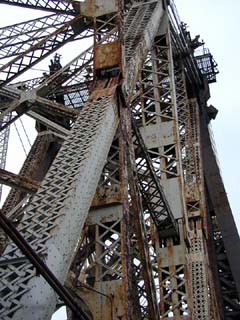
[19,118,32,148]
[14,122,27,156]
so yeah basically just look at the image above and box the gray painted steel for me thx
[0,96,118,319]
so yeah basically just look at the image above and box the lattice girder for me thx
[0,0,77,14]
[0,14,73,60]
[0,1,238,319]
[130,19,193,318]
[0,14,85,86]
[0,91,119,319]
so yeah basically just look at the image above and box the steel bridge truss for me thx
[0,1,239,320]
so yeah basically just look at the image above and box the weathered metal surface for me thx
[132,119,178,237]
[0,211,91,320]
[0,90,119,319]
[27,111,70,136]
[73,280,124,320]
[67,201,135,320]
[131,24,193,318]
[0,168,39,193]
[91,191,121,207]
[123,1,164,99]
[1,133,52,215]
[168,0,202,87]
[0,1,238,319]
[127,110,160,320]
[119,98,136,320]
[201,104,240,315]
[89,79,119,100]
[176,93,210,319]
[79,0,118,17]
[69,92,169,320]
[95,41,121,70]
[34,95,78,119]
[91,129,121,207]
[0,133,56,254]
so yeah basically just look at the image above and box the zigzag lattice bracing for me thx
[0,1,239,319]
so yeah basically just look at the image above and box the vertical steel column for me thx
[174,60,220,318]
[119,101,136,320]
[126,106,160,320]
[155,27,192,319]
[200,105,240,319]
[65,2,168,319]
[182,98,210,319]
[131,19,193,318]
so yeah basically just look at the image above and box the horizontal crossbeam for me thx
[0,168,39,193]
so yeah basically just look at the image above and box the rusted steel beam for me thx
[0,134,59,254]
[0,110,27,132]
[27,111,70,136]
[0,95,77,133]
[2,134,52,215]
[34,96,78,120]
[131,119,178,237]
[0,210,90,320]
[126,111,160,320]
[119,95,136,320]
[201,106,240,301]
[0,168,39,194]
[118,88,160,318]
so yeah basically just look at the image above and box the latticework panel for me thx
[159,263,190,318]
[0,1,236,320]
[190,236,209,320]
[0,94,118,319]
[130,22,193,318]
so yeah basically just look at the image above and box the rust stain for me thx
[0,168,39,194]
[89,76,119,99]
[95,41,121,70]
[91,191,121,207]
[79,0,118,17]
[185,184,200,203]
